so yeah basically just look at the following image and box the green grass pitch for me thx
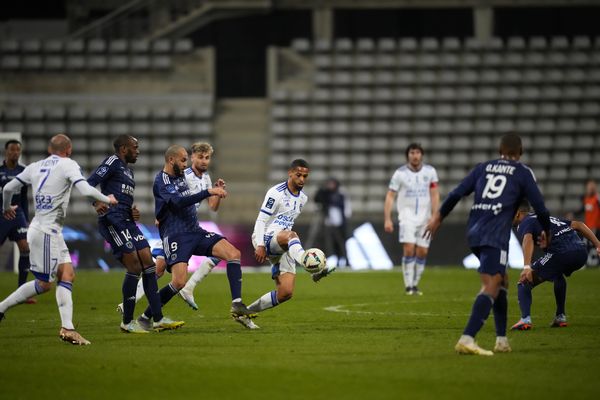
[0,267,599,400]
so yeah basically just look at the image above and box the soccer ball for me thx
[301,248,326,274]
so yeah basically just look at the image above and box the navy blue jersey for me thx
[440,158,549,251]
[153,171,212,238]
[87,155,135,216]
[517,215,585,254]
[0,161,28,219]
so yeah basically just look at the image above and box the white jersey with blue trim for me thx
[388,163,439,224]
[184,167,212,212]
[252,181,308,247]
[14,155,95,233]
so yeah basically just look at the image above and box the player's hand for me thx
[2,205,17,220]
[384,219,394,233]
[93,201,109,215]
[519,267,533,284]
[154,219,160,227]
[255,246,267,264]
[132,204,140,221]
[209,187,227,198]
[215,178,226,189]
[423,213,442,240]
[107,194,118,206]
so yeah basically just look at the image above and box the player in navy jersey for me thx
[425,133,550,356]
[0,140,33,297]
[511,200,600,330]
[88,135,183,333]
[135,145,253,329]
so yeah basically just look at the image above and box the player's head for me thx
[113,135,139,164]
[585,179,597,195]
[48,134,72,157]
[164,145,188,177]
[288,159,310,192]
[4,139,22,163]
[513,199,531,225]
[190,142,214,173]
[405,143,424,168]
[499,133,523,160]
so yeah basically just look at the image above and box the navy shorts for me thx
[533,249,587,281]
[161,231,223,270]
[472,246,508,276]
[98,214,149,259]
[0,212,28,245]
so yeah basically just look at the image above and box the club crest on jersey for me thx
[96,166,109,177]
[265,197,275,209]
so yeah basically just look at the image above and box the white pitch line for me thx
[323,304,470,317]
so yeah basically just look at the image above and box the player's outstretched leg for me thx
[0,280,46,316]
[179,257,218,310]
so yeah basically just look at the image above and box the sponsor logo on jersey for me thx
[96,166,109,177]
[266,197,275,209]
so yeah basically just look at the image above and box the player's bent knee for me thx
[36,280,52,292]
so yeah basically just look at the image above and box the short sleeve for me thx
[63,159,86,185]
[259,188,279,215]
[388,170,401,192]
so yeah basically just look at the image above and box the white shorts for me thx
[398,222,431,248]
[28,226,71,282]
[252,231,297,276]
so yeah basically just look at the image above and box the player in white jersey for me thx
[0,134,117,345]
[384,143,440,295]
[237,159,334,329]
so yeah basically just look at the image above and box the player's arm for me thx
[253,190,278,263]
[425,166,477,239]
[87,161,115,213]
[208,178,226,212]
[384,190,397,233]
[522,169,551,248]
[518,232,536,283]
[2,176,25,219]
[571,220,600,254]
[429,181,440,218]
[65,161,117,205]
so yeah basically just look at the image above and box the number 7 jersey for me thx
[13,155,88,233]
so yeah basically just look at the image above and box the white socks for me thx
[248,290,279,312]
[414,258,426,286]
[402,256,416,289]
[56,282,75,330]
[0,280,41,312]
[287,238,305,265]
[184,258,216,291]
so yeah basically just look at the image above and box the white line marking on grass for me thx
[323,304,469,317]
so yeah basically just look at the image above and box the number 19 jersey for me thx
[442,158,548,251]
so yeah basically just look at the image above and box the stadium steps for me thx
[213,98,269,223]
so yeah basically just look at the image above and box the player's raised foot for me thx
[178,287,198,311]
[25,297,37,304]
[230,301,256,317]
[116,303,124,315]
[233,314,260,330]
[511,318,532,331]
[59,328,91,345]
[412,286,423,296]
[550,314,568,328]
[493,336,512,353]
[405,287,414,296]
[120,321,149,334]
[153,317,185,332]
[455,336,493,356]
[312,266,336,283]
